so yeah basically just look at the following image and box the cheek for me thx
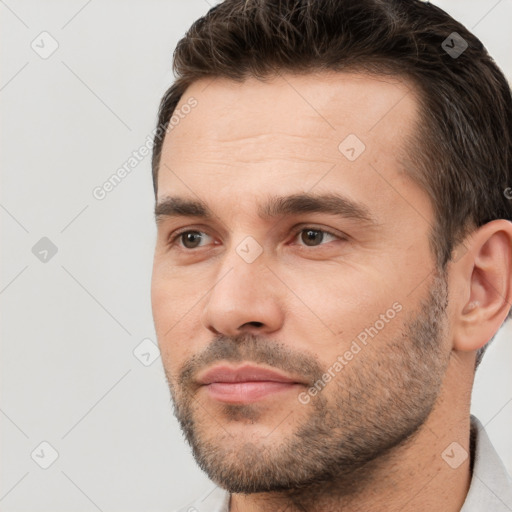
[151,262,196,327]
[280,263,392,341]
[151,266,206,370]
[150,271,172,336]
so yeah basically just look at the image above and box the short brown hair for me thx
[152,0,512,361]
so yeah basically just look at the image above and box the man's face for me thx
[151,72,453,492]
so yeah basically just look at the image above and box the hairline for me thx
[153,66,451,252]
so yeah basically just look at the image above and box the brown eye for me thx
[301,229,323,246]
[180,231,206,249]
[299,228,337,247]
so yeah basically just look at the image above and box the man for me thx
[150,0,512,510]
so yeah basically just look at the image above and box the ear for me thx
[451,219,512,353]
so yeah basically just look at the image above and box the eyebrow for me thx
[154,192,377,226]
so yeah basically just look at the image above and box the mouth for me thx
[196,364,305,404]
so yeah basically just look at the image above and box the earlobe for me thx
[452,220,512,353]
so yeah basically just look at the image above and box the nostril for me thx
[243,321,264,328]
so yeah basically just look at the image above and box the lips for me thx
[197,364,304,403]
[197,364,301,385]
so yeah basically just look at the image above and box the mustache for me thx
[177,332,324,388]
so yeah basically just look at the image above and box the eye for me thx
[293,227,342,247]
[169,230,214,249]
[167,226,344,251]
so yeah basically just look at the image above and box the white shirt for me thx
[174,415,512,511]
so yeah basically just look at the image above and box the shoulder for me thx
[460,415,512,511]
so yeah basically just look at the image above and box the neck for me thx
[229,352,474,512]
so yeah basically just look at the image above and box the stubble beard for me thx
[164,270,450,499]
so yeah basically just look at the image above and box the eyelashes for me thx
[167,226,345,251]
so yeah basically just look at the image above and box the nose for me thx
[200,250,285,337]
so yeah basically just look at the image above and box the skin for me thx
[151,71,512,512]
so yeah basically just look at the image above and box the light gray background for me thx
[1,1,511,510]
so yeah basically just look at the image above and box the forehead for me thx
[163,71,418,151]
[157,71,423,220]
